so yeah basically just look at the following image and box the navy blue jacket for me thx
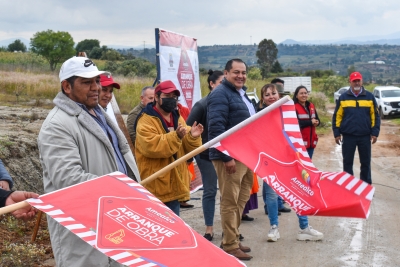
[0,159,13,189]
[332,87,380,137]
[207,79,252,162]
[0,188,13,208]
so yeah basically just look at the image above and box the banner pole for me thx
[140,96,291,186]
[0,200,30,215]
[31,211,43,242]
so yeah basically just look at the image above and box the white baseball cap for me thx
[59,56,110,82]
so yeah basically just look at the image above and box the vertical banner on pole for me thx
[155,28,201,111]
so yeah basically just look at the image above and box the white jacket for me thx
[38,92,140,267]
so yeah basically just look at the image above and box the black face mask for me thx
[160,97,177,113]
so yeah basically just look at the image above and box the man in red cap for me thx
[99,74,120,110]
[134,80,203,215]
[332,71,380,184]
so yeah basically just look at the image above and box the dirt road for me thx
[182,119,400,267]
[1,105,399,266]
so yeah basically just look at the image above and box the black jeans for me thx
[342,134,372,184]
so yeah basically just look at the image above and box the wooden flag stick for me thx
[31,211,43,242]
[140,96,291,186]
[0,96,290,215]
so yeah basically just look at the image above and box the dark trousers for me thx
[342,134,372,184]
[164,200,180,216]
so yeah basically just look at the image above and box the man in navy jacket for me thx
[332,72,380,184]
[208,59,255,261]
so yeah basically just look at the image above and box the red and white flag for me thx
[27,173,245,267]
[212,99,373,218]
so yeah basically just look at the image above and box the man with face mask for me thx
[134,80,203,216]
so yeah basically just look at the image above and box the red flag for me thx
[213,100,373,218]
[27,173,245,267]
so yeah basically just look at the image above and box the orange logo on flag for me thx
[105,229,125,244]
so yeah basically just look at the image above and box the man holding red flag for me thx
[38,56,140,267]
[208,58,255,261]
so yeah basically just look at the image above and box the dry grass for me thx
[0,69,327,114]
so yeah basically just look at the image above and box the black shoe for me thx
[203,233,214,241]
[241,215,254,221]
[180,202,194,208]
[278,206,291,213]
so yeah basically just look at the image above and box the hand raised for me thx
[176,124,187,139]
[190,121,204,138]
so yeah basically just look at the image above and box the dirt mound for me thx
[0,105,48,194]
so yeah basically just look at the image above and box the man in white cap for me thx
[38,56,140,267]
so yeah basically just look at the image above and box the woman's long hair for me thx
[259,83,277,109]
[293,85,308,104]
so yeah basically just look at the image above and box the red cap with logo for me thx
[100,74,120,89]
[349,72,362,82]
[155,80,181,96]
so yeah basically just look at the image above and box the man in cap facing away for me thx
[135,80,203,216]
[38,56,140,267]
[332,71,380,185]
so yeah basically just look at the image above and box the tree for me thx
[8,39,27,52]
[347,65,356,75]
[271,60,283,73]
[247,67,262,80]
[30,30,75,71]
[101,49,123,61]
[256,39,278,79]
[75,39,100,55]
[89,45,108,59]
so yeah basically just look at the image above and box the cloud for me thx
[0,0,399,46]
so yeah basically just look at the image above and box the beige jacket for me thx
[38,92,140,267]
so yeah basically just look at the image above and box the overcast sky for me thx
[1,0,399,47]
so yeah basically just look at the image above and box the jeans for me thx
[262,182,285,212]
[195,155,218,226]
[164,200,180,216]
[342,134,372,184]
[263,181,309,229]
[212,160,253,251]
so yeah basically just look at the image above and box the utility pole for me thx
[250,36,252,45]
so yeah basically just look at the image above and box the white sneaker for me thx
[267,225,280,242]
[297,225,324,241]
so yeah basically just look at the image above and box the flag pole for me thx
[0,96,291,214]
[140,96,291,186]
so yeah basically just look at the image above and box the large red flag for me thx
[213,100,373,218]
[27,173,246,267]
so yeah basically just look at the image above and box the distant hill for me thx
[290,31,400,45]
[108,44,155,50]
[280,39,306,45]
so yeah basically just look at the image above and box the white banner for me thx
[158,29,201,110]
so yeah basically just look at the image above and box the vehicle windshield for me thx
[381,90,400,98]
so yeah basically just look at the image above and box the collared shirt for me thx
[77,103,127,175]
[350,87,363,97]
[238,88,256,116]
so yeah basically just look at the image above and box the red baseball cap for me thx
[155,80,181,96]
[100,74,120,89]
[349,72,362,82]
